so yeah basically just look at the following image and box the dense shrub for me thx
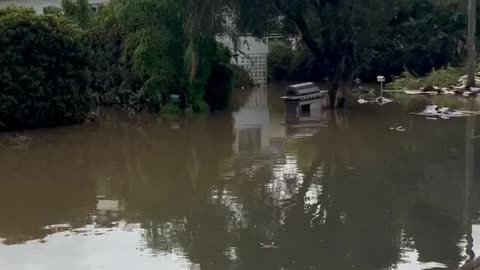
[205,63,234,111]
[89,5,143,107]
[0,7,93,130]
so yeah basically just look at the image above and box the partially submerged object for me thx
[399,74,480,97]
[411,105,480,119]
[260,242,279,249]
[390,126,406,132]
[458,75,480,86]
[282,82,328,101]
[0,133,33,146]
[358,97,393,105]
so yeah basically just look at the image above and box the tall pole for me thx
[467,0,477,87]
[465,116,475,262]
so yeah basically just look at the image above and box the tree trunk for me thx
[328,82,346,109]
[274,0,352,109]
[328,55,349,109]
[328,83,339,109]
[190,45,199,83]
[187,41,199,108]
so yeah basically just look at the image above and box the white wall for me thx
[218,35,269,86]
[233,87,270,153]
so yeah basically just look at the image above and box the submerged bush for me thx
[0,8,93,130]
[388,66,463,90]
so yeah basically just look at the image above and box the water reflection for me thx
[0,85,479,270]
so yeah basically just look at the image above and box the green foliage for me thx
[254,0,467,85]
[268,40,327,82]
[43,6,63,15]
[62,0,93,27]
[0,6,35,17]
[388,71,423,90]
[0,7,93,130]
[161,103,182,114]
[268,41,293,81]
[89,3,143,108]
[116,0,238,112]
[232,65,254,88]
[366,0,466,79]
[116,0,188,110]
[388,66,463,90]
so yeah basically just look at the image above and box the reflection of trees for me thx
[112,112,236,269]
[1,105,478,270]
[307,105,471,269]
[156,103,478,270]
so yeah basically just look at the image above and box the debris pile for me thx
[402,74,480,97]
[411,105,480,119]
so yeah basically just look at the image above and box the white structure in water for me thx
[233,87,270,153]
[219,36,269,86]
[0,0,106,13]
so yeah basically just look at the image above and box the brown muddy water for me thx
[1,85,480,270]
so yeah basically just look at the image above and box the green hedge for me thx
[0,7,93,130]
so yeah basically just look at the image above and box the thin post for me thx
[467,0,477,87]
[381,82,384,98]
[465,117,475,263]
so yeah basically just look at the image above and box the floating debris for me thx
[411,105,480,119]
[404,90,425,95]
[358,97,393,105]
[396,126,406,132]
[390,126,406,132]
[43,224,71,230]
[0,133,33,146]
[376,97,393,105]
[122,223,141,232]
[260,242,279,249]
[357,98,370,104]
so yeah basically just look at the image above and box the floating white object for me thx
[357,98,369,104]
[412,105,480,118]
[395,126,406,132]
[404,90,424,95]
[376,97,393,105]
[357,97,393,105]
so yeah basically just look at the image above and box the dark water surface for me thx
[1,85,480,270]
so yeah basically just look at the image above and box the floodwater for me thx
[1,85,480,270]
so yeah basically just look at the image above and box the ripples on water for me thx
[0,85,480,270]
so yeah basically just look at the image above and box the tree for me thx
[234,0,466,107]
[114,0,235,111]
[229,0,392,107]
[62,0,93,27]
